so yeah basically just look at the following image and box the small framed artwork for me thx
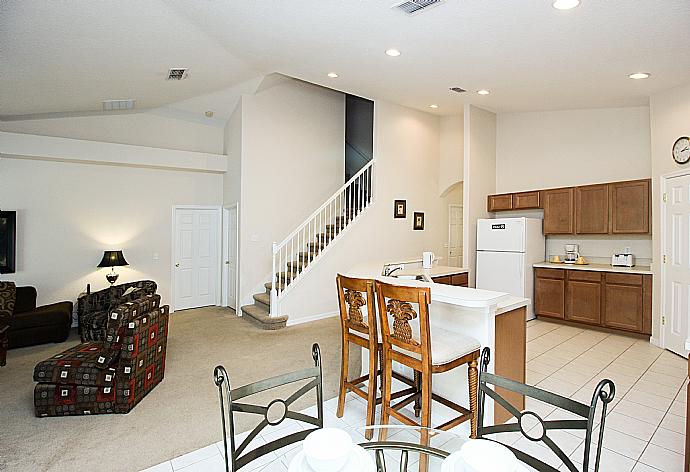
[413,212,424,230]
[394,200,407,219]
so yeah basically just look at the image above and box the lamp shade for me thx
[97,250,129,268]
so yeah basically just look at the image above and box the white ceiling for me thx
[2,0,690,118]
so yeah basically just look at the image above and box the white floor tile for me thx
[177,454,226,472]
[605,412,658,442]
[659,413,685,434]
[141,461,174,472]
[638,443,685,472]
[650,427,685,455]
[612,400,665,425]
[171,444,221,470]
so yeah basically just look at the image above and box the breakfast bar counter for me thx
[347,261,529,424]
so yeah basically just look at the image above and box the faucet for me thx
[383,265,403,276]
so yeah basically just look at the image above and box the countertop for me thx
[395,265,469,279]
[533,261,652,275]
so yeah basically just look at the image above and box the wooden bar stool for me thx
[375,280,481,439]
[335,274,416,440]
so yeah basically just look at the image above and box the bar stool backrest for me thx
[336,274,377,348]
[374,280,432,367]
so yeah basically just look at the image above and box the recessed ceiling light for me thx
[385,49,401,57]
[429,104,439,109]
[628,72,651,80]
[553,0,580,10]
[327,72,339,78]
[477,89,491,95]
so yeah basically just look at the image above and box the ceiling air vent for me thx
[167,68,189,80]
[449,87,466,94]
[102,99,135,111]
[392,0,446,15]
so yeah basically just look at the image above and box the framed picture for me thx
[413,212,424,230]
[394,200,407,218]
[0,211,16,274]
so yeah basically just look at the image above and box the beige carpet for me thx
[0,307,357,472]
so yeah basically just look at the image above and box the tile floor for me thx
[143,320,688,472]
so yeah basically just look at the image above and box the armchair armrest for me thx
[81,310,108,342]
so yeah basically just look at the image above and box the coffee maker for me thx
[564,244,579,263]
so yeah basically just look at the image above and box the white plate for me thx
[441,452,529,472]
[288,444,375,472]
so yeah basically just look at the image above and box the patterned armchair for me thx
[34,293,168,416]
[78,280,157,342]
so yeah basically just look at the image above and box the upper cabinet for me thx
[487,194,513,212]
[610,179,650,234]
[543,188,574,234]
[575,184,609,234]
[488,178,651,235]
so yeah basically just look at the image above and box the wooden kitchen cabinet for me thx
[575,184,609,234]
[432,272,469,287]
[513,191,541,210]
[610,179,650,234]
[535,268,652,335]
[488,194,513,212]
[534,269,565,319]
[565,271,602,325]
[603,273,644,332]
[543,188,575,234]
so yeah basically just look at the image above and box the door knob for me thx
[175,263,180,267]
[225,261,230,265]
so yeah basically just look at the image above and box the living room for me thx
[2,1,690,472]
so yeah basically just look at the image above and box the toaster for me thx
[611,254,635,267]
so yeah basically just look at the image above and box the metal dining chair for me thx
[476,347,615,472]
[213,343,324,472]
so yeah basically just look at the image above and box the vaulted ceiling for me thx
[2,0,689,118]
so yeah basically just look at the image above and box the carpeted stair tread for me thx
[240,304,288,330]
[253,292,271,309]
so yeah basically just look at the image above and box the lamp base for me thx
[106,269,119,286]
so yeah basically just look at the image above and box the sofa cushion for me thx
[33,342,117,386]
[8,301,72,331]
[15,286,37,313]
[0,281,16,319]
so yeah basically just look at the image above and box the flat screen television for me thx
[0,211,16,274]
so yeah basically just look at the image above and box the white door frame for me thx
[448,203,463,267]
[660,169,690,352]
[171,205,223,313]
[221,203,240,313]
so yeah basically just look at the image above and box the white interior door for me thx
[664,174,690,357]
[223,206,238,311]
[448,204,463,267]
[174,208,219,311]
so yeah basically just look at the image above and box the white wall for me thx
[280,100,463,321]
[439,114,464,196]
[223,103,242,207]
[650,82,690,342]
[0,111,224,154]
[238,80,346,304]
[0,158,222,307]
[496,107,651,192]
[463,105,497,287]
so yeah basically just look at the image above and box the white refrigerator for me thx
[476,217,545,320]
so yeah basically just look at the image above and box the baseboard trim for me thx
[286,310,338,327]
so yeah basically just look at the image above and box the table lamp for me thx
[97,250,129,285]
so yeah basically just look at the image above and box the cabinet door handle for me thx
[175,263,180,267]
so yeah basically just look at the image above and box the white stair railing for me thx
[270,159,375,316]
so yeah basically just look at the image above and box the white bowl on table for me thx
[441,439,522,472]
[302,428,353,472]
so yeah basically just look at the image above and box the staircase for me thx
[241,160,375,329]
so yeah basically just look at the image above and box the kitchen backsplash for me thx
[546,234,653,265]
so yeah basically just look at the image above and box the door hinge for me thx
[663,255,667,263]
[663,192,667,203]
[661,315,666,326]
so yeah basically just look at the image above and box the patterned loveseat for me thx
[78,280,157,342]
[33,293,168,417]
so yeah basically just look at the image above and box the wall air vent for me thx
[102,99,136,111]
[449,87,466,94]
[392,0,446,15]
[167,68,189,80]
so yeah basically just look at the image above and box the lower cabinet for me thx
[432,272,468,287]
[535,268,651,335]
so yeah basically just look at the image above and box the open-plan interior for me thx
[1,1,690,471]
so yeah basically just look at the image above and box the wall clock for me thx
[673,136,690,164]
